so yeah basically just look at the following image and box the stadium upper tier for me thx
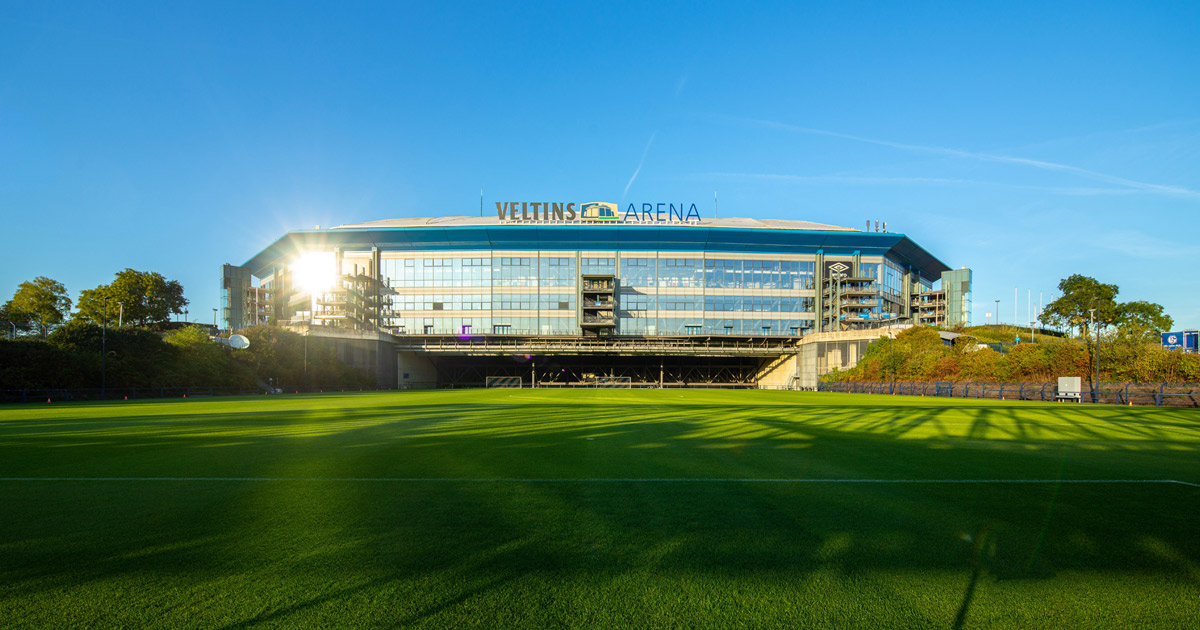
[244,216,949,281]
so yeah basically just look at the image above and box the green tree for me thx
[1107,301,1173,379]
[1038,274,1119,337]
[1115,300,1172,342]
[0,303,35,339]
[76,269,187,326]
[1039,274,1124,393]
[3,276,72,338]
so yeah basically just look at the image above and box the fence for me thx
[0,386,393,404]
[817,381,1200,407]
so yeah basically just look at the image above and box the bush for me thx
[1,322,372,390]
[0,339,90,388]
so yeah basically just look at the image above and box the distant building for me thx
[911,268,972,328]
[1161,330,1199,353]
[220,264,273,331]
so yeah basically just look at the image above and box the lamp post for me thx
[889,331,895,395]
[1094,311,1101,403]
[101,294,107,401]
[995,300,1000,326]
[117,302,123,328]
[213,308,218,329]
[1088,308,1097,403]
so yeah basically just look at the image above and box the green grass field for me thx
[1,390,1198,628]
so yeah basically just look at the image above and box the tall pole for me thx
[1095,311,1101,404]
[889,332,894,395]
[995,300,999,326]
[1088,308,1097,403]
[101,294,107,400]
[213,308,218,328]
[1028,289,1033,341]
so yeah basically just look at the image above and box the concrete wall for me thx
[795,342,821,390]
[789,327,908,390]
[757,353,799,389]
[296,327,398,388]
[397,351,438,389]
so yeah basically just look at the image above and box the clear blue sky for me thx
[3,1,1198,328]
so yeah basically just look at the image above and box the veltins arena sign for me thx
[496,201,702,223]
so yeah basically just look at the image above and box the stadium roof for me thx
[334,216,859,232]
[243,216,951,282]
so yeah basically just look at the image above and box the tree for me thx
[3,276,72,338]
[1037,274,1119,337]
[0,302,35,338]
[1039,274,1175,390]
[1115,300,1172,341]
[75,269,188,326]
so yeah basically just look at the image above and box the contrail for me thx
[623,131,658,199]
[741,117,1200,199]
[703,172,1140,196]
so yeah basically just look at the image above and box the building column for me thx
[814,251,824,332]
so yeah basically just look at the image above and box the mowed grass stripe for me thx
[1,390,1198,629]
[1,476,1197,486]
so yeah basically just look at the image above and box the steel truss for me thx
[431,354,772,388]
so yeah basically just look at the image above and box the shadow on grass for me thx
[1,391,1198,626]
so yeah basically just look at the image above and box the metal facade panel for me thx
[244,224,952,279]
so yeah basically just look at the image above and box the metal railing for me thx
[817,381,1200,407]
[392,336,798,357]
[0,386,397,404]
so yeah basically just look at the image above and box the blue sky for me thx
[3,1,1198,328]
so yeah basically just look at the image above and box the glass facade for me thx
[255,221,952,338]
[347,252,829,336]
[236,216,963,366]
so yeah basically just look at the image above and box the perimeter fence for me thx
[2,382,760,403]
[817,381,1200,408]
[0,386,390,404]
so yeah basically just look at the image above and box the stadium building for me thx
[223,206,971,389]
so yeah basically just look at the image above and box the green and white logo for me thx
[580,202,620,222]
